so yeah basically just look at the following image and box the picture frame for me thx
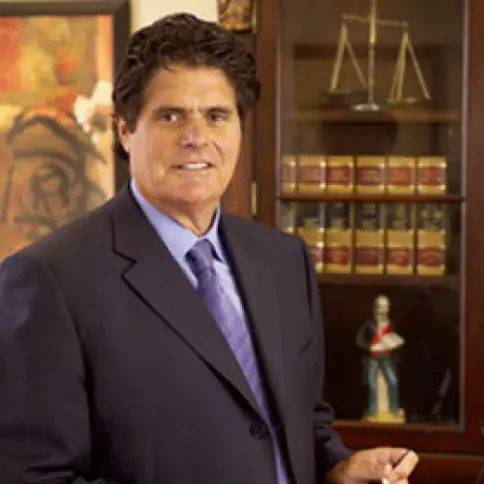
[0,0,130,260]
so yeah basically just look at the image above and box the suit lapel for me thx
[220,216,287,426]
[110,188,260,414]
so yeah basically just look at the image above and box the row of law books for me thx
[279,201,448,276]
[281,154,447,194]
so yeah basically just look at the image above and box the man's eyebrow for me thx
[201,105,234,112]
[151,105,187,118]
[200,106,237,119]
[151,105,235,115]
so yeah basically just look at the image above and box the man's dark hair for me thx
[112,12,261,161]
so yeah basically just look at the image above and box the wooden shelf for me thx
[291,107,460,124]
[333,420,459,433]
[280,193,463,203]
[317,273,460,289]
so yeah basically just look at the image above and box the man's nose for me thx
[179,120,209,148]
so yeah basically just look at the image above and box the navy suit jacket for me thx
[0,186,350,483]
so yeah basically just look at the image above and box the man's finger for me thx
[388,450,419,480]
[347,452,392,480]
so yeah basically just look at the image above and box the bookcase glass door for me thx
[278,0,463,426]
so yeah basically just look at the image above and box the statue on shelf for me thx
[355,294,406,423]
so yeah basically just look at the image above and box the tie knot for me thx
[186,239,214,277]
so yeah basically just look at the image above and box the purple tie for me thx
[186,239,289,484]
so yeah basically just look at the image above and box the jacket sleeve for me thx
[0,253,118,483]
[298,239,353,477]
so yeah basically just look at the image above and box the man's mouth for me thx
[175,163,212,170]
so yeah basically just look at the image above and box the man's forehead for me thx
[145,89,237,111]
[147,66,234,91]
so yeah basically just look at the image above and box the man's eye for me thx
[209,111,228,123]
[162,112,180,122]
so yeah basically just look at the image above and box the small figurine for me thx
[217,0,255,32]
[355,295,405,423]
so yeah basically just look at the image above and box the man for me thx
[0,13,418,484]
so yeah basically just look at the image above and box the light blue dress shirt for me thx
[130,180,246,320]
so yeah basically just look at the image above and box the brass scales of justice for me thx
[327,0,431,111]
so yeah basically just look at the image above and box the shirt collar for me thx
[130,179,226,264]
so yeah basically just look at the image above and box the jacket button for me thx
[249,422,269,439]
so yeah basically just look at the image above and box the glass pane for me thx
[278,0,463,426]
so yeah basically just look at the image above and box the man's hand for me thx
[326,447,419,484]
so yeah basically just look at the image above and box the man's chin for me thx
[174,194,219,211]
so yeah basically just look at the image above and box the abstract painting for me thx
[0,1,129,260]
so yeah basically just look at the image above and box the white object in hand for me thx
[381,332,404,350]
[371,332,404,352]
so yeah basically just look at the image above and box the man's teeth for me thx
[178,163,210,170]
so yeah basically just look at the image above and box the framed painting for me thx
[218,0,255,32]
[0,0,130,261]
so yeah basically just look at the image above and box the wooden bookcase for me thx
[252,0,484,481]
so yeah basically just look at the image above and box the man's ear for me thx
[116,116,131,153]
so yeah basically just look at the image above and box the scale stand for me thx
[328,0,431,111]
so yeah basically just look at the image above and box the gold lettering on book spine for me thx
[325,202,353,273]
[387,156,416,194]
[386,203,414,275]
[417,156,447,194]
[356,156,385,193]
[326,156,354,193]
[417,203,446,275]
[355,203,384,274]
[297,155,326,193]
[298,219,325,273]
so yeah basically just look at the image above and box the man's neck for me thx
[134,185,219,236]
[160,207,216,236]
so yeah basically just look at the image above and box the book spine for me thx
[296,203,325,273]
[326,156,354,193]
[387,156,416,194]
[416,203,447,275]
[355,156,386,194]
[324,202,353,273]
[281,155,297,193]
[417,156,447,194]
[297,155,326,193]
[355,203,385,274]
[386,203,415,275]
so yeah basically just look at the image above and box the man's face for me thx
[117,64,241,216]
